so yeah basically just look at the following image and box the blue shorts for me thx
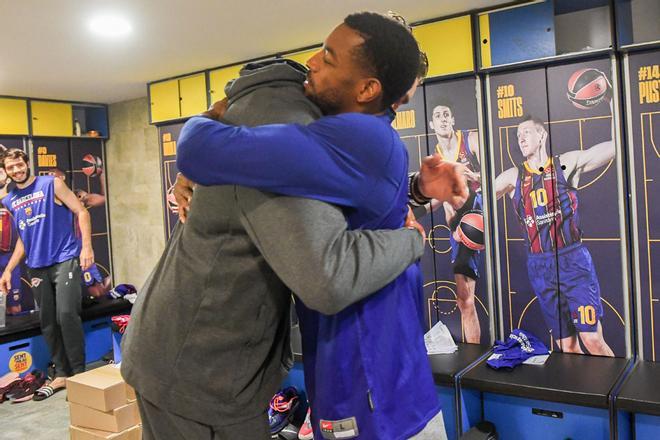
[0,252,22,307]
[450,191,483,280]
[526,243,603,337]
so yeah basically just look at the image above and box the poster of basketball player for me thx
[70,139,112,298]
[626,50,660,361]
[30,138,113,300]
[158,123,184,239]
[391,82,437,331]
[490,58,628,357]
[422,78,490,345]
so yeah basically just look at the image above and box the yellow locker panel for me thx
[150,80,180,123]
[179,74,208,118]
[209,65,244,102]
[479,14,492,68]
[0,98,29,135]
[285,48,320,67]
[31,101,73,137]
[413,15,474,78]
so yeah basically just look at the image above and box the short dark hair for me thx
[344,12,421,110]
[1,148,29,169]
[433,99,455,114]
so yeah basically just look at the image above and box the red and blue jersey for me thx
[2,176,80,268]
[436,130,481,193]
[513,156,581,254]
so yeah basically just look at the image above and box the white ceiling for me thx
[0,0,514,104]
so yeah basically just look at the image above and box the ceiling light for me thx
[89,15,131,38]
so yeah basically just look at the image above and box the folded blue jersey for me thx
[487,329,549,370]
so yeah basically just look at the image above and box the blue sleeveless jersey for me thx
[2,176,80,268]
[513,156,581,254]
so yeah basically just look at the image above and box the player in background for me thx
[494,100,615,356]
[428,103,483,343]
[1,148,95,396]
[0,145,22,315]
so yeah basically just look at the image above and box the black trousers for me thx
[29,258,85,377]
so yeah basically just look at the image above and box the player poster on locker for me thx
[392,83,437,331]
[31,138,113,300]
[627,50,660,361]
[490,59,626,356]
[424,78,490,344]
[70,139,112,298]
[158,123,184,239]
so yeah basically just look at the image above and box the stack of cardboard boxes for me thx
[66,364,141,440]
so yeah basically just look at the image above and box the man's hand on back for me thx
[202,98,229,121]
[405,206,425,240]
[418,155,469,210]
[174,173,195,223]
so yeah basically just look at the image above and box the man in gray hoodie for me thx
[121,59,435,439]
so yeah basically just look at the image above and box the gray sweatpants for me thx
[136,394,271,440]
[29,258,85,377]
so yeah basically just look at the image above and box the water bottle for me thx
[74,119,82,137]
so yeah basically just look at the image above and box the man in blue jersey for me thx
[494,107,615,357]
[174,13,463,439]
[0,149,94,394]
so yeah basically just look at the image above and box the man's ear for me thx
[356,78,382,105]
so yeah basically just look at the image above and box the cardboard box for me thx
[67,366,128,412]
[70,401,139,433]
[95,364,136,401]
[69,424,141,440]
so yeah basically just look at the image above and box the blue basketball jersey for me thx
[2,176,80,268]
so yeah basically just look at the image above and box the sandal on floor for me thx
[32,384,65,401]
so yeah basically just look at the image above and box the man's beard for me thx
[305,86,343,116]
[12,167,30,184]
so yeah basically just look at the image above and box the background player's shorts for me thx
[526,243,604,338]
[82,263,103,286]
[450,191,483,280]
[0,252,22,307]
